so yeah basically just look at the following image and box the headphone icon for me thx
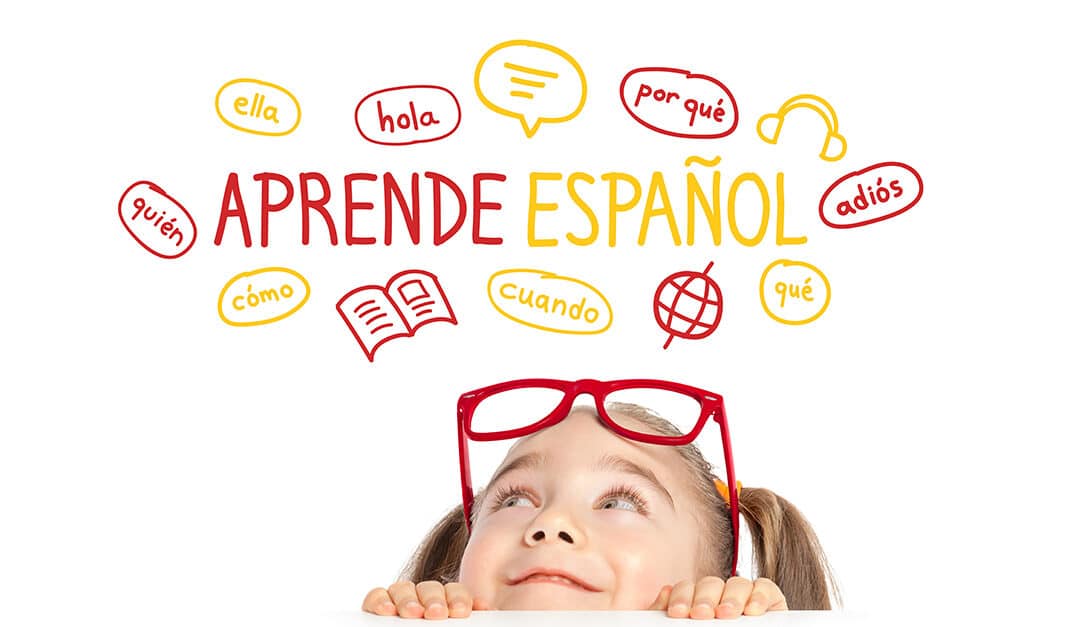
[756,94,847,162]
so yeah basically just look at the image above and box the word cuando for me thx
[117,181,197,259]
[527,162,806,247]
[215,78,301,136]
[337,269,457,362]
[759,259,830,325]
[218,267,311,327]
[355,85,461,146]
[487,268,612,334]
[475,39,587,138]
[620,67,738,138]
[819,162,924,228]
[213,171,506,247]
[654,262,723,350]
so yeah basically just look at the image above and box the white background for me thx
[2,1,1076,625]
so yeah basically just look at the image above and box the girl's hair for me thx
[401,403,839,610]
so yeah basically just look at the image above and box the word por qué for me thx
[634,83,726,128]
[528,166,806,247]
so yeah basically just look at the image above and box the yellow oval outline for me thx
[214,78,302,137]
[758,259,831,326]
[487,268,612,335]
[218,266,311,327]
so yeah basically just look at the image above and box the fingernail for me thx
[404,601,421,611]
[378,601,395,613]
[429,601,445,609]
[670,603,688,614]
[450,601,467,612]
[746,601,762,613]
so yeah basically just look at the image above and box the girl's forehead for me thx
[500,409,684,477]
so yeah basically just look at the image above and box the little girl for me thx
[363,378,837,618]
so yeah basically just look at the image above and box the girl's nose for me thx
[524,510,585,548]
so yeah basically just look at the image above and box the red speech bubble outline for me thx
[117,181,197,259]
[355,85,462,146]
[818,161,924,229]
[619,67,738,139]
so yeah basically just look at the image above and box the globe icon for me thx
[653,262,723,349]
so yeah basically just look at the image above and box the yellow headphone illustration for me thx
[756,94,847,162]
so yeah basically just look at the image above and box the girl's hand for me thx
[648,576,788,619]
[362,580,489,619]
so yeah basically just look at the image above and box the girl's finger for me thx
[416,581,450,619]
[749,578,788,613]
[444,582,474,618]
[690,576,725,619]
[647,585,672,611]
[361,587,396,616]
[387,580,424,618]
[717,576,753,619]
[666,580,695,618]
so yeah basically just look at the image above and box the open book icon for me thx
[336,269,458,362]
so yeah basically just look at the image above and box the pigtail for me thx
[738,487,839,610]
[400,504,470,584]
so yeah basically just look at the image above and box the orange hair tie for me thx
[714,478,742,504]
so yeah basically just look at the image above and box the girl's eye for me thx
[501,494,533,508]
[597,486,649,515]
[490,485,536,511]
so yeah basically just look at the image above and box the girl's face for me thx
[458,409,703,610]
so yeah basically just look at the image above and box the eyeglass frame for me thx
[456,378,740,577]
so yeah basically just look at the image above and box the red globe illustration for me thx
[653,262,723,349]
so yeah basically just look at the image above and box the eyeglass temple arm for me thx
[457,410,474,532]
[712,399,740,578]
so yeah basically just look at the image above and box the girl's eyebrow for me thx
[594,454,675,508]
[488,451,545,487]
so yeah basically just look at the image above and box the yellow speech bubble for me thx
[474,39,587,138]
[759,259,831,325]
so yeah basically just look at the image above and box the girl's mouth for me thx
[509,569,600,592]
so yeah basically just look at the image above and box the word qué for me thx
[819,162,923,228]
[758,259,830,325]
[213,171,506,247]
[218,266,310,326]
[488,269,612,335]
[527,162,805,247]
[620,68,738,138]
[215,78,301,136]
[355,85,461,146]
[117,181,197,259]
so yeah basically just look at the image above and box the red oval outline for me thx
[117,181,197,259]
[619,67,739,139]
[354,85,462,146]
[818,162,924,229]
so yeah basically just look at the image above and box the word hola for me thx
[117,180,197,259]
[356,85,461,146]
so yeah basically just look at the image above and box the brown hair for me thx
[401,403,839,610]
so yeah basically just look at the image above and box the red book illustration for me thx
[336,269,457,362]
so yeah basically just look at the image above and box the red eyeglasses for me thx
[456,378,740,576]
